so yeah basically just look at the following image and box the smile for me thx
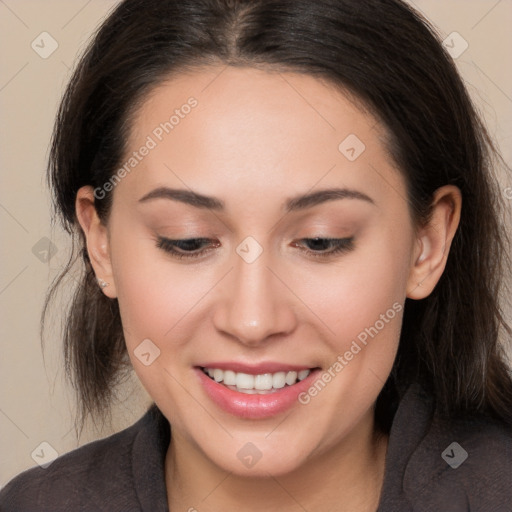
[201,367,311,394]
[195,365,322,419]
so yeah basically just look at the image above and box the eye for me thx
[155,237,219,260]
[292,237,354,259]
[155,236,354,261]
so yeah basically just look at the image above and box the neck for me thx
[165,414,388,512]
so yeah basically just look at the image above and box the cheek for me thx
[289,234,409,431]
[301,228,411,345]
[283,243,408,454]
[109,226,201,351]
[109,231,206,410]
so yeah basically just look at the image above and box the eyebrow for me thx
[138,186,375,212]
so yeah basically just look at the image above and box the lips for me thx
[194,363,321,419]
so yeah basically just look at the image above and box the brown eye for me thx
[293,237,354,259]
[156,237,220,260]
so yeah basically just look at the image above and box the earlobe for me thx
[75,186,117,298]
[406,185,462,300]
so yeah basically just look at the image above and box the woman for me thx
[1,0,511,510]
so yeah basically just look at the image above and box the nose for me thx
[212,250,297,347]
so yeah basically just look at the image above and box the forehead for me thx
[116,65,403,211]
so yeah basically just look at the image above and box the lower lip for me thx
[195,367,321,419]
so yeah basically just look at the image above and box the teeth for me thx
[272,371,286,389]
[285,371,297,386]
[202,367,312,392]
[254,373,273,390]
[298,369,310,381]
[236,372,254,389]
[223,370,237,386]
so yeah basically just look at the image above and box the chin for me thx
[204,437,315,478]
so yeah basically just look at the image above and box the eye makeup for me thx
[154,236,355,261]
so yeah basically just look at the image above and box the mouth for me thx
[194,364,322,419]
[200,366,314,394]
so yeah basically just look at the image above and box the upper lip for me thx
[197,361,317,374]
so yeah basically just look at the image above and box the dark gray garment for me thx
[1,381,511,511]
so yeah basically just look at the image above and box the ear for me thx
[75,186,117,298]
[406,185,462,299]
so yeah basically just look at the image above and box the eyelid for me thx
[155,237,219,260]
[154,235,354,261]
[292,237,354,259]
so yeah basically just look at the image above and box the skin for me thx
[76,65,461,511]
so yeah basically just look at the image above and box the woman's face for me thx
[91,66,421,476]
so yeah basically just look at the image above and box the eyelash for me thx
[155,236,354,261]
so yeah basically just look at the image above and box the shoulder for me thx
[422,408,512,509]
[0,406,160,512]
[394,382,512,510]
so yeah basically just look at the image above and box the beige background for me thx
[1,0,511,488]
